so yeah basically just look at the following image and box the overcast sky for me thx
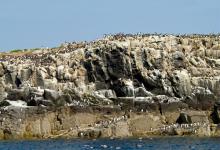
[0,0,219,51]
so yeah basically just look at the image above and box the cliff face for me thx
[1,34,220,109]
[0,34,220,139]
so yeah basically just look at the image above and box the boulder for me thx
[56,65,65,80]
[30,87,44,98]
[176,111,209,124]
[171,69,191,97]
[191,87,216,110]
[43,78,58,90]
[122,86,134,97]
[135,87,154,97]
[20,68,32,81]
[43,89,60,101]
[134,97,159,112]
[0,63,4,77]
[96,90,117,98]
[35,68,48,87]
[78,129,101,138]
[0,100,10,107]
[27,97,54,107]
[172,51,185,68]
[59,94,72,104]
[176,113,192,124]
[106,49,132,78]
[5,100,27,107]
[111,122,132,137]
[0,92,7,102]
[47,66,56,77]
[0,78,6,101]
[4,69,17,87]
[43,89,68,106]
[211,102,220,124]
[7,88,30,101]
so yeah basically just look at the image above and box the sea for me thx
[0,137,219,150]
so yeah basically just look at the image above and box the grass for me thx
[0,48,41,58]
[10,48,41,53]
[0,46,62,59]
[10,49,24,53]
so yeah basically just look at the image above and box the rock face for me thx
[1,34,220,109]
[0,106,214,139]
[0,34,220,139]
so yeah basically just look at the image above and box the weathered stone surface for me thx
[0,34,220,139]
[135,87,154,97]
[44,89,60,101]
[129,114,162,136]
[20,68,32,81]
[111,122,132,137]
[0,34,220,110]
[78,129,101,138]
[95,90,117,99]
[0,63,4,77]
[7,88,30,101]
[210,101,220,124]
[176,113,192,124]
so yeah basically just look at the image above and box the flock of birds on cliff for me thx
[0,33,220,65]
[157,122,209,133]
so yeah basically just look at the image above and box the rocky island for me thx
[0,34,220,139]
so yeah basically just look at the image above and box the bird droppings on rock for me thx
[0,34,220,139]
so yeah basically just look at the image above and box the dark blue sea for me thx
[0,137,219,150]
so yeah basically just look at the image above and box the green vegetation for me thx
[10,49,23,53]
[30,48,40,51]
[9,48,41,53]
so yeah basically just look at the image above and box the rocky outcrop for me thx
[1,34,220,139]
[0,106,216,139]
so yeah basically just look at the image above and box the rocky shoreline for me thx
[1,34,220,139]
[0,105,219,140]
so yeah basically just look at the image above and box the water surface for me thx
[0,137,219,150]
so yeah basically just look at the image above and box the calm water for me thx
[0,137,220,150]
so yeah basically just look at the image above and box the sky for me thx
[0,0,219,51]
